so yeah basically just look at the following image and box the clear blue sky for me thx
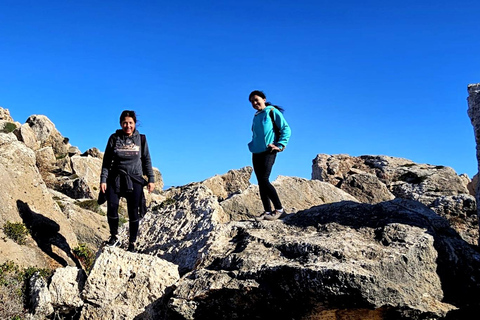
[1,0,479,187]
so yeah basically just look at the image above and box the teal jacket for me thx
[248,106,291,154]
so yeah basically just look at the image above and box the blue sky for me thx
[1,0,479,187]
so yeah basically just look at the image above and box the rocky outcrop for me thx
[220,175,358,220]
[0,132,78,268]
[80,247,179,319]
[167,199,467,320]
[312,154,478,245]
[467,83,480,245]
[2,101,480,319]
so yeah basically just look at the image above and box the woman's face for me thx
[250,95,266,111]
[121,116,136,136]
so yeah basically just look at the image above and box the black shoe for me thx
[107,235,118,247]
[127,242,135,252]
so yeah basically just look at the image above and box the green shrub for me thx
[0,261,53,320]
[73,243,95,273]
[3,222,29,245]
[75,199,103,214]
[152,198,176,211]
[1,122,17,133]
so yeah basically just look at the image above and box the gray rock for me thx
[80,246,179,319]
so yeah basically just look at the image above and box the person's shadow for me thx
[17,200,81,269]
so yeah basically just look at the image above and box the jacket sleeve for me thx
[141,136,155,183]
[272,109,291,149]
[100,134,115,184]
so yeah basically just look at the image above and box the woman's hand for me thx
[147,182,155,193]
[267,143,281,152]
[100,183,107,193]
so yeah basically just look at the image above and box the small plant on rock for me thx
[3,222,29,245]
[73,243,95,273]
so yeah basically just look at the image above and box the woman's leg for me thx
[125,182,143,244]
[106,185,120,238]
[252,151,283,212]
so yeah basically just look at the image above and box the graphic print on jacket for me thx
[115,137,140,160]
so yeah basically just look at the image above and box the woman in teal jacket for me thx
[248,90,291,221]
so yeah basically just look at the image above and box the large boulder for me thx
[26,114,71,158]
[165,199,477,319]
[467,83,480,245]
[0,132,78,269]
[312,154,477,245]
[80,247,180,319]
[220,175,359,220]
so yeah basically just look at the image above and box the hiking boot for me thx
[127,242,135,252]
[254,212,267,221]
[264,210,283,221]
[107,235,118,247]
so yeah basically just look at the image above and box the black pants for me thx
[106,180,142,243]
[252,151,282,212]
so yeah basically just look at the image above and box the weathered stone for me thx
[26,114,70,158]
[166,199,466,320]
[29,272,54,319]
[341,173,394,204]
[49,267,86,311]
[0,132,78,269]
[132,184,228,275]
[80,247,179,320]
[81,147,103,159]
[70,155,103,196]
[201,166,253,201]
[220,175,358,220]
[0,107,14,121]
[467,83,480,246]
[312,154,477,245]
[14,123,39,150]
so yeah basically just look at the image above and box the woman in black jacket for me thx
[99,110,155,252]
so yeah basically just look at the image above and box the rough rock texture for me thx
[467,83,480,245]
[0,107,14,121]
[0,132,78,268]
[14,123,39,150]
[80,246,180,320]
[166,199,462,320]
[200,166,253,201]
[26,115,70,158]
[312,154,478,245]
[70,155,103,198]
[29,266,86,319]
[131,184,228,275]
[220,175,359,220]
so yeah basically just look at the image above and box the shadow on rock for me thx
[283,198,480,317]
[17,200,81,268]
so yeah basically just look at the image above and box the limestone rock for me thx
[80,246,179,319]
[132,184,228,275]
[312,154,477,245]
[14,123,39,150]
[0,132,78,269]
[81,147,103,159]
[220,175,359,220]
[29,272,54,319]
[467,83,480,246]
[26,114,70,158]
[49,189,110,249]
[70,155,103,197]
[166,199,467,320]
[200,166,253,201]
[49,267,86,312]
[0,107,14,121]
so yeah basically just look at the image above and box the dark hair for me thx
[248,90,284,112]
[120,110,137,124]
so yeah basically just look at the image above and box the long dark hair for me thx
[119,110,137,124]
[248,90,285,112]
